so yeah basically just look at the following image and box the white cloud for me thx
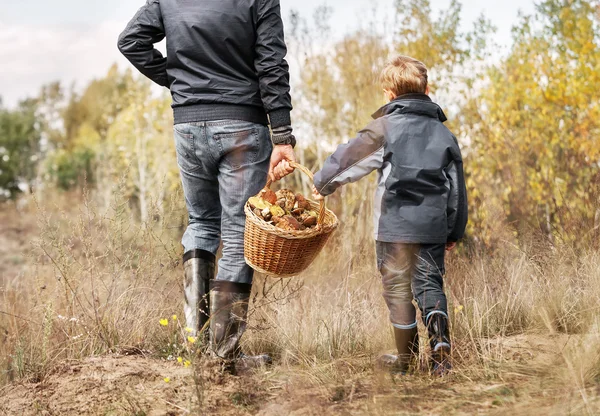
[0,20,130,107]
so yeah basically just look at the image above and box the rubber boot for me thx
[426,312,452,376]
[378,325,419,374]
[183,250,215,344]
[209,280,271,375]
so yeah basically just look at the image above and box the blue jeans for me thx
[174,120,272,284]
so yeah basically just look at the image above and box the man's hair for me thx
[379,55,428,96]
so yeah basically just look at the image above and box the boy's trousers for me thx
[375,242,448,329]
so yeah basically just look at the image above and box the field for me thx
[1,193,599,415]
[1,0,599,414]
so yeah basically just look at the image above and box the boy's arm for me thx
[446,145,468,242]
[314,120,385,196]
[255,0,293,141]
[118,0,168,88]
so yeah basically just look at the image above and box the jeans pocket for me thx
[214,128,260,169]
[174,125,201,172]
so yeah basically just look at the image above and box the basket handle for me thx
[264,161,327,226]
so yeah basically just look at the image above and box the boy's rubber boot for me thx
[427,312,452,376]
[378,326,419,374]
[209,280,272,375]
[183,250,215,344]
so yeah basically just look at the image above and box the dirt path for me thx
[1,336,597,416]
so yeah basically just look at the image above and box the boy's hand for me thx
[311,185,324,201]
[269,145,296,182]
[446,242,457,251]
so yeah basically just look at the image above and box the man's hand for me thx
[311,185,324,201]
[269,144,296,182]
[446,242,457,251]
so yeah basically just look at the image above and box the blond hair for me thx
[379,55,428,96]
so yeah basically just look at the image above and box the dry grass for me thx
[1,188,600,414]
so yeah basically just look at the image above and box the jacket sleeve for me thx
[255,0,292,129]
[117,0,168,88]
[446,145,468,242]
[313,120,386,197]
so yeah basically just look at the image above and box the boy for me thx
[312,55,468,375]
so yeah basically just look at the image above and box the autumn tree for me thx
[393,0,493,92]
[463,0,600,246]
[103,80,178,223]
[45,65,139,189]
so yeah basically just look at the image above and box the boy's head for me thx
[380,55,428,101]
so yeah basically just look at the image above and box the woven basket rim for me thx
[244,257,304,277]
[244,199,338,240]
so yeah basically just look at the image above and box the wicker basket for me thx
[244,162,339,277]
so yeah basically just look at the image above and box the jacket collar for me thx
[371,93,447,122]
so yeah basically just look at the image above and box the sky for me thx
[0,0,536,108]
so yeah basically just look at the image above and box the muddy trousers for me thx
[375,242,450,351]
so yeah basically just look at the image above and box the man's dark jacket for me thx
[314,94,468,243]
[118,0,292,129]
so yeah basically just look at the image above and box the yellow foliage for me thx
[463,0,600,244]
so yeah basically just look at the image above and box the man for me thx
[118,0,296,373]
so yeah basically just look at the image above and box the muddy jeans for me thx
[376,242,448,328]
[174,120,272,284]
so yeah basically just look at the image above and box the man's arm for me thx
[255,0,293,144]
[118,0,168,87]
[314,120,386,196]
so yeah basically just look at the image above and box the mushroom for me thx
[260,189,278,205]
[276,215,301,231]
[276,189,296,211]
[248,196,270,210]
[303,216,317,227]
[270,205,285,217]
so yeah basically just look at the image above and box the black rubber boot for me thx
[426,312,452,376]
[209,280,271,375]
[378,325,419,374]
[183,250,215,343]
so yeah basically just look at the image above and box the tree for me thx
[393,0,493,92]
[45,66,139,190]
[0,99,41,199]
[463,0,600,246]
[104,79,178,223]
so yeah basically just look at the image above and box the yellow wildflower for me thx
[454,305,464,314]
[159,319,169,327]
[177,357,183,363]
[172,315,178,321]
[184,327,193,333]
[187,336,197,344]
[184,360,191,368]
[164,377,171,383]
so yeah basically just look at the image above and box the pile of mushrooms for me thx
[248,189,319,231]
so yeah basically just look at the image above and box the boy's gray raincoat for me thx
[314,93,468,243]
